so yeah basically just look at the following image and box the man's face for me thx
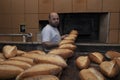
[49,13,59,27]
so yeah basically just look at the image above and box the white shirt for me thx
[41,24,61,43]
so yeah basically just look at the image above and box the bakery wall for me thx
[0,0,120,43]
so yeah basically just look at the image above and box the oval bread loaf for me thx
[79,67,105,80]
[22,53,67,68]
[0,60,32,70]
[16,64,62,80]
[28,50,46,55]
[59,44,76,51]
[105,50,120,59]
[10,56,35,65]
[48,48,74,59]
[0,65,24,79]
[59,40,74,45]
[22,75,59,80]
[89,52,104,64]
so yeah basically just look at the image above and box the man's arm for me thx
[42,41,59,49]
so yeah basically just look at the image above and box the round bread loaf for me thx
[3,45,17,58]
[76,56,90,69]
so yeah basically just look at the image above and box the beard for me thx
[50,22,59,27]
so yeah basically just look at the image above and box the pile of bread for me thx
[76,51,120,80]
[0,30,78,80]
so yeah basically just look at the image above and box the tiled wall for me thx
[0,0,120,43]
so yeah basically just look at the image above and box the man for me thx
[41,12,66,52]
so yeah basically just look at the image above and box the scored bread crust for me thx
[100,60,119,78]
[89,52,104,64]
[76,56,90,69]
[79,67,105,80]
[3,45,17,58]
[105,51,120,59]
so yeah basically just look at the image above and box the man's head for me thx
[48,12,59,27]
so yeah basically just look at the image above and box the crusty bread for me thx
[79,67,105,80]
[0,58,4,61]
[16,50,26,56]
[3,45,17,58]
[70,30,78,35]
[100,60,119,78]
[0,53,5,59]
[89,52,104,64]
[22,53,67,68]
[28,50,46,55]
[48,48,74,59]
[0,60,32,70]
[21,75,59,80]
[10,56,35,65]
[16,64,62,80]
[0,65,24,79]
[59,44,77,51]
[76,56,90,69]
[105,50,120,59]
[59,39,74,45]
[64,36,76,41]
[114,57,120,68]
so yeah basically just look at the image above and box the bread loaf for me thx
[114,57,120,68]
[64,36,76,41]
[21,75,59,80]
[70,30,78,35]
[48,48,74,59]
[76,56,90,69]
[79,67,105,80]
[0,53,5,59]
[3,45,17,58]
[22,53,67,68]
[89,52,104,64]
[105,50,120,59]
[10,56,35,65]
[16,64,62,80]
[0,65,24,79]
[0,60,32,70]
[100,60,119,78]
[28,50,46,55]
[59,44,76,51]
[0,58,4,61]
[59,40,74,45]
[16,50,26,56]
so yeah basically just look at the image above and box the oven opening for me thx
[39,13,109,43]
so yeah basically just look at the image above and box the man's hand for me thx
[61,34,68,39]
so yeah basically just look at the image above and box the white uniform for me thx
[41,24,61,44]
